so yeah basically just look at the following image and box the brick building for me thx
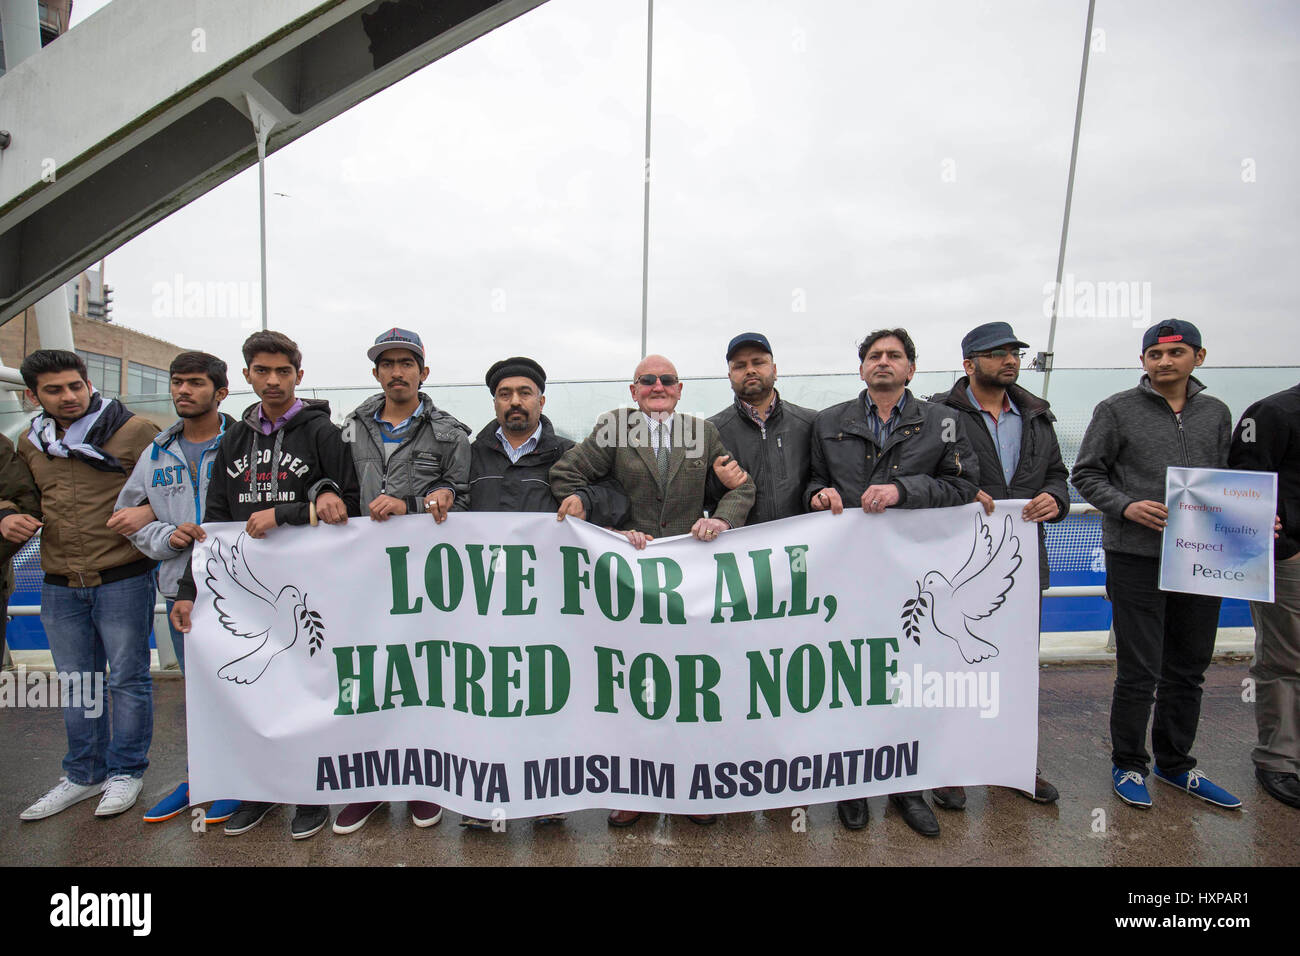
[0,283,183,402]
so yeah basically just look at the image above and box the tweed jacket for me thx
[550,408,755,537]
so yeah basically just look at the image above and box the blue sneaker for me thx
[205,800,242,825]
[143,782,190,823]
[1153,767,1242,809]
[1112,766,1152,808]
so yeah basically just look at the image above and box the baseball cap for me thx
[1141,319,1202,352]
[726,332,773,361]
[367,328,425,363]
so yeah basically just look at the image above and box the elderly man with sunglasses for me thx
[550,353,756,827]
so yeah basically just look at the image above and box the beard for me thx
[972,365,1017,389]
[502,409,533,432]
[736,375,774,401]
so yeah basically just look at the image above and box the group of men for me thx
[1,316,1296,845]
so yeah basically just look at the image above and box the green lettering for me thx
[595,552,636,621]
[785,545,819,617]
[381,644,422,710]
[639,556,686,624]
[676,654,721,723]
[594,645,625,713]
[333,645,378,715]
[465,544,499,615]
[865,637,900,705]
[745,648,782,719]
[787,644,825,714]
[630,652,671,720]
[712,553,753,623]
[559,546,590,615]
[386,547,423,615]
[487,645,523,717]
[525,645,570,716]
[503,545,537,616]
[424,543,464,612]
[748,549,787,620]
[829,639,865,708]
[414,639,450,707]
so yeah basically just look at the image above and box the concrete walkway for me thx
[1,661,1296,867]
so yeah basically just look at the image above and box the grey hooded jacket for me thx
[343,392,471,513]
[114,413,235,598]
[1071,374,1231,558]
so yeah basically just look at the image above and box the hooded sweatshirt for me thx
[175,398,360,601]
[114,413,235,598]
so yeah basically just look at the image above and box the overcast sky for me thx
[67,0,1300,388]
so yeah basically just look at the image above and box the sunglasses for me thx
[634,374,680,387]
[973,349,1025,360]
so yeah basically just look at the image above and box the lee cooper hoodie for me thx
[175,398,360,601]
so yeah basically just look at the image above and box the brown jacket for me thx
[0,434,40,599]
[1,415,159,586]
[550,408,755,537]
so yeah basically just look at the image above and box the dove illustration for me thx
[205,533,306,684]
[917,512,1022,664]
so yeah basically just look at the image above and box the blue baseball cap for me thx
[367,327,425,363]
[1141,319,1202,352]
[962,321,1030,358]
[726,332,773,360]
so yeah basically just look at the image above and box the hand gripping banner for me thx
[186,504,1040,817]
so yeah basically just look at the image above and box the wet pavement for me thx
[2,660,1297,867]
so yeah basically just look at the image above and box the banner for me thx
[186,504,1041,817]
[1161,466,1277,602]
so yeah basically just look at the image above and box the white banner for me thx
[1161,466,1277,602]
[187,504,1040,817]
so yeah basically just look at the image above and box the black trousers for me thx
[1105,550,1221,775]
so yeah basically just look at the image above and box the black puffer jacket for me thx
[709,393,817,524]
[935,377,1070,586]
[468,416,629,526]
[806,388,978,509]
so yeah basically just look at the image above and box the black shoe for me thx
[836,798,869,830]
[931,786,966,810]
[1256,768,1300,809]
[889,791,939,837]
[224,801,274,836]
[1016,771,1060,804]
[290,804,330,840]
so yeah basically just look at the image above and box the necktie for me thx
[657,427,671,486]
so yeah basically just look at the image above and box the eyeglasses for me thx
[635,374,680,387]
[973,349,1025,360]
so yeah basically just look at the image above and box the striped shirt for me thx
[496,423,542,464]
[864,389,908,445]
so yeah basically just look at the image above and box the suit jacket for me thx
[550,408,755,537]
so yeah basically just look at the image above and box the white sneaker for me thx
[95,775,143,817]
[20,777,104,821]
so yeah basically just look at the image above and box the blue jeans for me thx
[164,597,185,674]
[40,572,156,784]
